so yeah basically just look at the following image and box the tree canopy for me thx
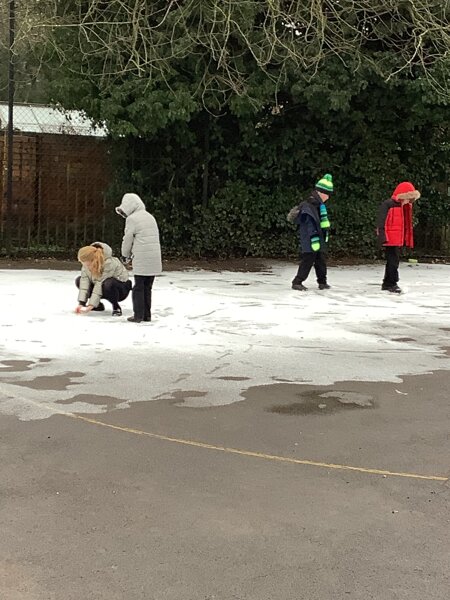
[2,1,449,114]
[1,1,449,257]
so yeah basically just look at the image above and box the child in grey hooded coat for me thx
[116,193,162,322]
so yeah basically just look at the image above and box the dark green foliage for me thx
[101,73,448,258]
[19,1,450,257]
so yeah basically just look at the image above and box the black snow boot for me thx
[382,284,402,294]
[292,283,307,291]
[318,283,331,290]
[93,302,105,311]
[127,316,143,323]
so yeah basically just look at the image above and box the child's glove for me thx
[311,236,321,252]
[121,256,132,265]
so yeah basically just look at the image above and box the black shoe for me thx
[93,302,105,311]
[318,283,331,290]
[112,307,122,317]
[382,285,402,294]
[143,317,151,322]
[127,316,143,323]
[292,283,307,291]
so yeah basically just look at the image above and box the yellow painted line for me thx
[16,396,448,482]
[68,413,448,483]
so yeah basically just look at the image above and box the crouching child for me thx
[75,242,131,316]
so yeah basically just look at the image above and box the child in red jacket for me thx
[377,181,421,293]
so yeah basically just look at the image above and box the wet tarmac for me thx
[0,368,449,599]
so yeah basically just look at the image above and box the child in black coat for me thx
[291,174,333,291]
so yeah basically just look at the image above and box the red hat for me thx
[392,182,421,202]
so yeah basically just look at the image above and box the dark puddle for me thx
[267,389,374,416]
[173,373,191,384]
[0,360,36,372]
[0,358,52,373]
[155,390,208,405]
[6,371,85,391]
[215,376,251,381]
[57,394,125,407]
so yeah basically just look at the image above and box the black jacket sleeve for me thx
[377,200,390,245]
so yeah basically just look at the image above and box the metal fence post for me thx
[4,0,15,252]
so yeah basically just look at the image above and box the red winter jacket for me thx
[377,182,421,248]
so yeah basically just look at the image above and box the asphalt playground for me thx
[1,369,449,599]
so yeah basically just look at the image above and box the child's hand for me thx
[310,236,321,252]
[75,305,93,314]
[121,256,133,270]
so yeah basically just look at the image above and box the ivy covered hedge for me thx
[105,77,449,258]
[43,2,449,257]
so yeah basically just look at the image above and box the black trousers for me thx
[132,275,155,321]
[383,247,400,287]
[293,252,327,285]
[75,276,131,309]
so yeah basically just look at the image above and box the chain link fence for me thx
[0,102,115,256]
[1,103,449,259]
[414,182,450,257]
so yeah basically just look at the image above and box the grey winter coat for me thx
[78,242,129,308]
[116,193,162,276]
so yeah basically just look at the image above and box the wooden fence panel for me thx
[1,130,110,252]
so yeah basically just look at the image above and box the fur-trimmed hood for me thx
[392,182,421,202]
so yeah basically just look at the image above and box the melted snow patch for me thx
[1,263,450,420]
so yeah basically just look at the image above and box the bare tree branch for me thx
[1,1,449,103]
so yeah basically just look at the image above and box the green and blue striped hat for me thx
[315,173,334,194]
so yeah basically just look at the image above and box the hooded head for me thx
[115,193,146,218]
[392,182,421,203]
[90,241,112,258]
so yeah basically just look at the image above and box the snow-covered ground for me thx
[1,262,450,420]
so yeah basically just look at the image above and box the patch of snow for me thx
[1,263,450,420]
